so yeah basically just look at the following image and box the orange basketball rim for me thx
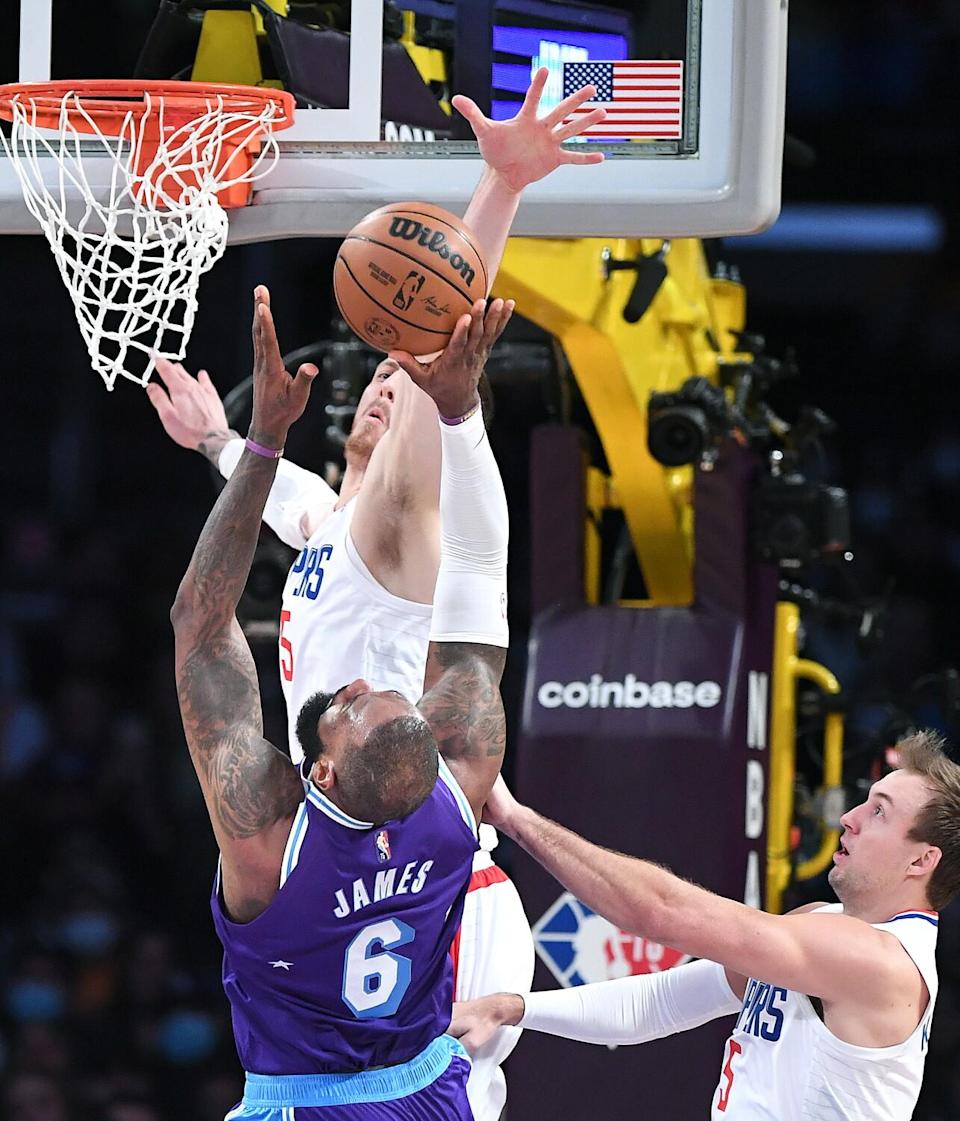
[0,79,296,208]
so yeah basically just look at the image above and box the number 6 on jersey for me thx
[342,918,416,1019]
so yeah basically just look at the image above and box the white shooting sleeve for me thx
[218,438,338,550]
[430,409,509,647]
[520,959,741,1046]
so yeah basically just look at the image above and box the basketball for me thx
[333,202,489,355]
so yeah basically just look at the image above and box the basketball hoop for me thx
[0,80,296,391]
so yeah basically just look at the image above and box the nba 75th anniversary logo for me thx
[533,892,688,988]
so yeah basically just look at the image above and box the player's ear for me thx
[311,758,336,791]
[909,844,942,879]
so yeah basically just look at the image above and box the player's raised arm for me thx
[353,298,514,605]
[391,300,514,824]
[170,287,318,921]
[457,66,607,288]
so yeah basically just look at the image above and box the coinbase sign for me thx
[537,675,722,710]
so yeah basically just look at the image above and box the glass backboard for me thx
[2,0,788,239]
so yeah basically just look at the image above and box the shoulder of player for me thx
[784,907,925,1001]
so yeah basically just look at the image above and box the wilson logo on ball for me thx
[387,217,478,286]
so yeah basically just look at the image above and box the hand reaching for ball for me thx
[388,298,514,420]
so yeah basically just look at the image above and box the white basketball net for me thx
[1,90,286,390]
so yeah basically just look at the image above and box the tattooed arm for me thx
[418,643,507,824]
[170,287,318,923]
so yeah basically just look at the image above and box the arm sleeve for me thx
[520,959,741,1046]
[218,439,338,550]
[429,409,509,647]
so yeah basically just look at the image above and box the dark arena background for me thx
[3,3,960,1120]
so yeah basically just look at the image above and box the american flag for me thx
[562,60,684,139]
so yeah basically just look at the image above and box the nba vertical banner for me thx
[511,439,777,1120]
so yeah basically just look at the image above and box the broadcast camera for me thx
[646,334,850,568]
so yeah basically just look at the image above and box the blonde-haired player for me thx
[454,731,958,1119]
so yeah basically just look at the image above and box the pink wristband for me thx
[245,436,284,459]
[439,400,481,426]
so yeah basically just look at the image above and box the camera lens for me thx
[647,405,711,467]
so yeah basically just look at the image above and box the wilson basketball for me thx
[333,202,489,355]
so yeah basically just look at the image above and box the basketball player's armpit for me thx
[420,642,507,761]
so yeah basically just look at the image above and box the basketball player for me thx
[151,66,606,1121]
[451,731,960,1119]
[172,283,513,1118]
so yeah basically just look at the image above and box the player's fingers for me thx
[451,94,489,134]
[152,355,182,389]
[144,380,175,421]
[466,298,490,347]
[442,312,475,361]
[559,150,606,167]
[256,296,282,367]
[479,300,512,349]
[475,298,503,345]
[543,84,598,128]
[290,362,319,407]
[519,66,549,116]
[387,350,429,384]
[484,298,515,344]
[143,380,163,405]
[555,106,607,141]
[251,290,264,360]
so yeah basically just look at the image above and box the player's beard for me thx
[344,416,383,463]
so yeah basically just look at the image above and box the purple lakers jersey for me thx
[212,759,477,1074]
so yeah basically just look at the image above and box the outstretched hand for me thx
[146,357,233,455]
[453,66,607,193]
[248,286,318,448]
[388,298,514,419]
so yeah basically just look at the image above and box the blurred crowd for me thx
[0,512,265,1121]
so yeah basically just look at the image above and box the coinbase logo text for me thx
[536,675,722,710]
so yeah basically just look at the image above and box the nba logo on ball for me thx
[334,202,488,355]
[393,270,426,312]
[375,830,391,863]
[533,892,688,987]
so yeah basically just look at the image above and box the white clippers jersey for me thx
[711,905,939,1120]
[279,497,432,765]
